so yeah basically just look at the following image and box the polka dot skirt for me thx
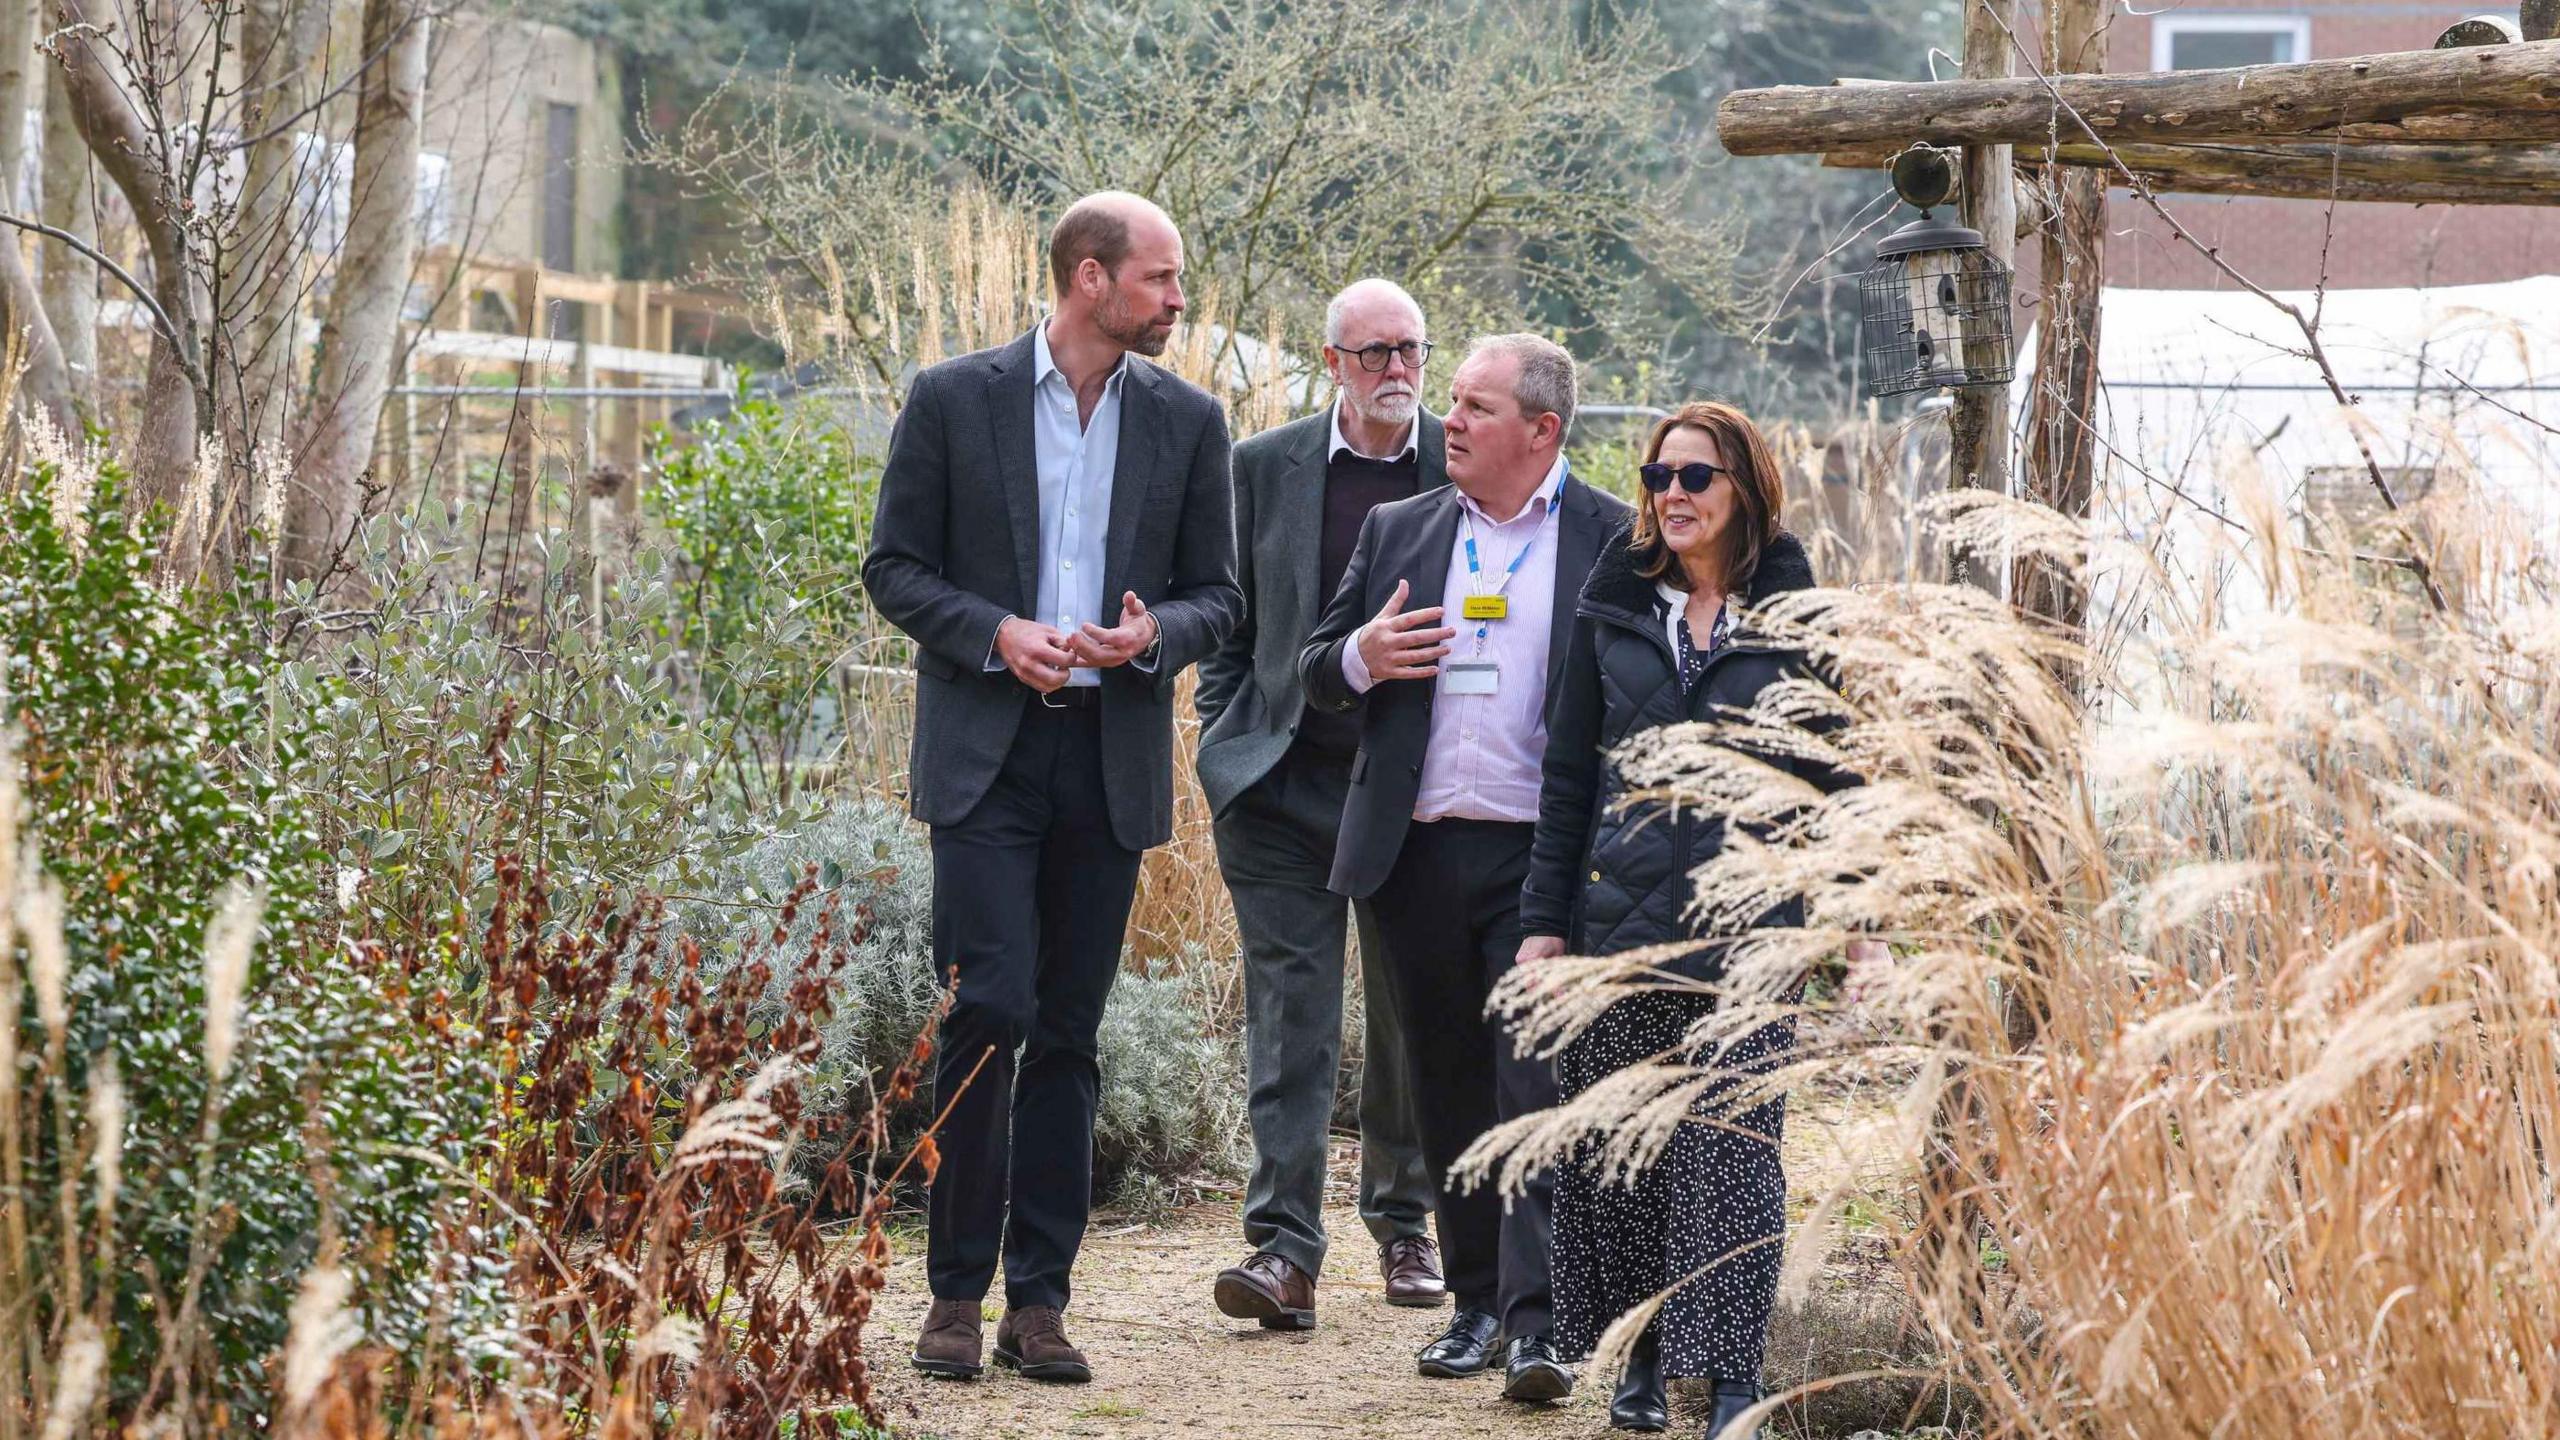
[1549,990,1795,1382]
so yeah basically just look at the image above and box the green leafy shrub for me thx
[0,471,478,1431]
[653,399,876,639]
[652,401,885,803]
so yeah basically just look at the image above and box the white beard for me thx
[1349,388,1417,426]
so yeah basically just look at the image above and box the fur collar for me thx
[1579,525,1816,626]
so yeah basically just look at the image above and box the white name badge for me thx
[1443,660,1501,696]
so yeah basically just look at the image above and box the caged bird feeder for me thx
[1858,145,2016,398]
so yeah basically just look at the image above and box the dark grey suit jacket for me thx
[1193,407,1448,818]
[1295,471,1632,898]
[861,328,1243,851]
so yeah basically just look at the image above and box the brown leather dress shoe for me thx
[911,1298,983,1379]
[1213,1250,1317,1330]
[1379,1234,1447,1308]
[993,1305,1092,1383]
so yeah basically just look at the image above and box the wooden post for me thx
[2003,0,2111,1064]
[1947,0,2016,593]
[572,336,596,485]
[424,267,465,510]
[570,325,600,623]
[508,264,542,539]
[2017,0,2106,650]
[651,293,680,505]
[612,279,650,478]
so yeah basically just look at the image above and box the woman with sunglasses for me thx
[1516,401,1880,1438]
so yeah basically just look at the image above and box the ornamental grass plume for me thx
[280,1262,359,1412]
[21,863,65,1038]
[200,880,266,1087]
[34,1318,105,1440]
[1469,452,2560,1435]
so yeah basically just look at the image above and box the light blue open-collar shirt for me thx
[985,320,1149,687]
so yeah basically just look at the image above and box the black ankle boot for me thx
[1607,1328,1669,1431]
[1702,1376,1763,1440]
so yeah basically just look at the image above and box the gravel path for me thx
[866,1092,1913,1439]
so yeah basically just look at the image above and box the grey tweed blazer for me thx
[1193,407,1447,817]
[861,327,1243,851]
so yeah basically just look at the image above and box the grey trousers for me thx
[1213,741,1435,1277]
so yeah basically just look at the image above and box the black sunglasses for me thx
[1331,340,1433,373]
[1638,461,1731,495]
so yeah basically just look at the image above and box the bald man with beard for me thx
[1196,279,1449,1334]
[864,191,1242,1386]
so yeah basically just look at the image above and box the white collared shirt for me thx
[1328,397,1419,464]
[1029,319,1127,686]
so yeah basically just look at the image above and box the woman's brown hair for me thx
[1628,400,1786,594]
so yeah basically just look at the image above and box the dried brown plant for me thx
[1469,459,2560,1434]
[367,840,962,1439]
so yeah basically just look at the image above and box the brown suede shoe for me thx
[1380,1234,1447,1308]
[1212,1250,1317,1330]
[993,1305,1092,1383]
[911,1298,983,1379]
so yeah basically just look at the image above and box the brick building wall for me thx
[2091,0,2555,289]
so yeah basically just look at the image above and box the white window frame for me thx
[2151,12,2312,71]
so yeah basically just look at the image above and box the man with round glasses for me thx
[1196,278,1449,1336]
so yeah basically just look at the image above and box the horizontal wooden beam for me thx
[1718,39,2560,155]
[1825,140,2560,206]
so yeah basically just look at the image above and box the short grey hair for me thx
[1323,278,1425,347]
[1467,333,1578,441]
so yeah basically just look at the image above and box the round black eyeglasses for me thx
[1639,462,1730,495]
[1332,340,1433,372]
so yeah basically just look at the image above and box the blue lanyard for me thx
[1460,494,1557,649]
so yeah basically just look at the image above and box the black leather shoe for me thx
[1703,1377,1764,1439]
[1608,1328,1669,1430]
[1500,1334,1575,1403]
[1416,1305,1501,1378]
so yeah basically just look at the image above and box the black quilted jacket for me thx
[1518,528,1853,978]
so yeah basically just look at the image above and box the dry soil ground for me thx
[866,1090,1928,1440]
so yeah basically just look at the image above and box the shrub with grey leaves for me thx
[663,794,1244,1194]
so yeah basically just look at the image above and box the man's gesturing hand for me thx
[1071,591,1160,669]
[995,616,1077,693]
[1354,579,1453,682]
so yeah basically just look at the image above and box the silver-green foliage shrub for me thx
[665,793,942,1123]
[1093,950,1248,1196]
[666,795,1245,1194]
[291,515,793,941]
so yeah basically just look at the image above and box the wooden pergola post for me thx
[2015,0,2107,679]
[1947,0,2016,592]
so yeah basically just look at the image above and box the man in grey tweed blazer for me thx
[863,192,1241,1386]
[1195,279,1447,1334]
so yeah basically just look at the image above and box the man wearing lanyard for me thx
[1298,333,1631,1401]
